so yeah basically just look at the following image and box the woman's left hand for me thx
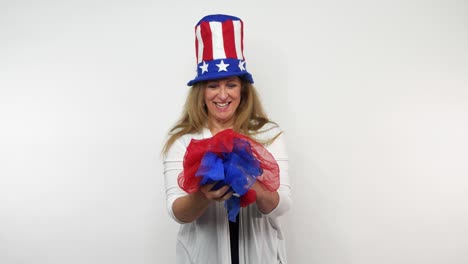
[249,181,279,214]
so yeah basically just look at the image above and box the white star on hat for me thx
[199,61,209,74]
[238,60,246,71]
[216,60,229,72]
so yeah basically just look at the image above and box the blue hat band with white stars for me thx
[187,58,254,86]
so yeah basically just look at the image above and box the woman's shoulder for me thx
[173,128,210,147]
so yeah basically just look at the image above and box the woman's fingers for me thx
[200,183,232,201]
[207,185,230,199]
[200,182,217,193]
[219,189,233,201]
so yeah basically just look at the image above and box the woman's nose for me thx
[218,86,228,100]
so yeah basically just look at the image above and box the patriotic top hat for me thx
[187,14,254,86]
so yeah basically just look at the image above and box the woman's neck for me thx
[208,120,233,136]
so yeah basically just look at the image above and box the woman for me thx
[163,14,291,264]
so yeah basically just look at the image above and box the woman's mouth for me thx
[215,102,230,109]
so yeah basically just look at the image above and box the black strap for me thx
[229,214,240,264]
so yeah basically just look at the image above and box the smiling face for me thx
[204,76,242,132]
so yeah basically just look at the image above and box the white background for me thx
[1,0,467,263]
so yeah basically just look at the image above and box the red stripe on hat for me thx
[200,21,213,61]
[222,20,237,59]
[195,27,199,63]
[240,20,245,59]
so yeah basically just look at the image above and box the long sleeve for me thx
[260,132,292,218]
[163,139,188,224]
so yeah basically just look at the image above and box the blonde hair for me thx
[162,79,281,155]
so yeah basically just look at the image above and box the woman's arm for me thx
[253,129,292,218]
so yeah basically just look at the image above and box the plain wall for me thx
[1,0,467,263]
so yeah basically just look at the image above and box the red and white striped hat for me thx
[187,14,254,86]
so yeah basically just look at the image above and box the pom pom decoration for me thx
[177,129,280,222]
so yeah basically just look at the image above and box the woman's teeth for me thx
[215,102,229,108]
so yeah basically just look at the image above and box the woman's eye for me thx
[227,83,238,88]
[207,84,218,89]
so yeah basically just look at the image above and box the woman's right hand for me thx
[199,182,233,202]
[173,182,234,223]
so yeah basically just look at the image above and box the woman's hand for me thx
[172,182,233,223]
[199,182,233,202]
[250,181,279,214]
